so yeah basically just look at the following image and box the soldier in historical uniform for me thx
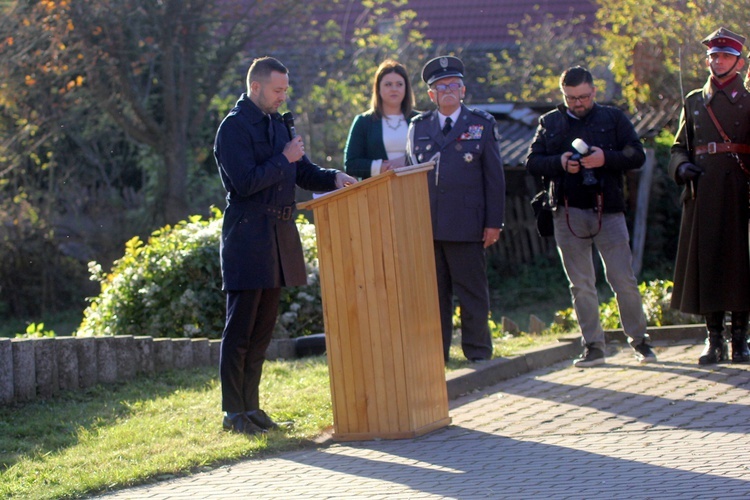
[406,56,505,362]
[669,27,750,364]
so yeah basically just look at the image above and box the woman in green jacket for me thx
[344,59,418,179]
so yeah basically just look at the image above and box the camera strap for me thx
[562,158,603,239]
[563,192,603,239]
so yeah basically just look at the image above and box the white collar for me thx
[438,108,461,128]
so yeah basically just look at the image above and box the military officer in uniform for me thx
[406,55,506,362]
[669,27,750,364]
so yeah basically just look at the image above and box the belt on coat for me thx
[694,142,750,156]
[232,199,296,220]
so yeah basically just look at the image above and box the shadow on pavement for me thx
[286,427,749,498]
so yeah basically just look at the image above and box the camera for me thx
[570,139,597,186]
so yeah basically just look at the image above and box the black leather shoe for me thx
[223,414,266,436]
[246,409,279,430]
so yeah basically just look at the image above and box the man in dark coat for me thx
[526,66,656,368]
[669,27,750,364]
[214,56,356,435]
[406,56,505,362]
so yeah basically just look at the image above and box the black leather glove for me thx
[677,162,704,182]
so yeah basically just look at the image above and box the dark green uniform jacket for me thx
[669,74,750,314]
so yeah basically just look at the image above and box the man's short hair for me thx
[560,66,594,88]
[247,57,288,93]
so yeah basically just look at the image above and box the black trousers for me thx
[220,288,281,413]
[434,240,492,361]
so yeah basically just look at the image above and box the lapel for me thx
[369,115,387,158]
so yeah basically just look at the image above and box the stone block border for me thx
[0,325,705,406]
[0,336,296,406]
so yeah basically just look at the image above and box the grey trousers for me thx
[553,208,647,350]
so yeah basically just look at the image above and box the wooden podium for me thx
[298,163,450,441]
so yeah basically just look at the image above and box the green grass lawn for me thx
[0,358,333,499]
[0,331,565,499]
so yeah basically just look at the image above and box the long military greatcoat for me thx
[668,74,750,314]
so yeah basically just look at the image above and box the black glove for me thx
[677,162,704,182]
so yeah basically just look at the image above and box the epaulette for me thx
[411,110,433,122]
[469,107,495,121]
[686,88,702,99]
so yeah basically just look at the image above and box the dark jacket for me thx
[214,94,339,291]
[406,104,505,241]
[344,109,419,179]
[526,103,645,213]
[668,74,750,314]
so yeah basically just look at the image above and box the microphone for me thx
[282,112,296,138]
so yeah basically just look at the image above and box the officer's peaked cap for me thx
[702,27,746,56]
[422,56,464,85]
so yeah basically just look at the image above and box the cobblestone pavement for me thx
[98,341,750,499]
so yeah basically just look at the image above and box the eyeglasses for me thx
[563,93,592,103]
[433,82,463,92]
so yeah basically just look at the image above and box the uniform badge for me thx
[418,153,424,162]
[426,144,432,151]
[464,153,473,163]
[455,143,462,151]
[459,125,484,141]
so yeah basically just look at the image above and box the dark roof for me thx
[323,0,597,49]
[405,0,597,48]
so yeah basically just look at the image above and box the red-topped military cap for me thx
[702,27,746,56]
[421,56,464,85]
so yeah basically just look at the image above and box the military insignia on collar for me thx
[463,153,473,163]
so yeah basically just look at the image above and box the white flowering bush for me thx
[76,209,325,339]
[278,215,325,337]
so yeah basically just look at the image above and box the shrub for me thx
[76,209,324,339]
[548,279,702,335]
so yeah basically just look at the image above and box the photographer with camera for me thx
[526,66,656,367]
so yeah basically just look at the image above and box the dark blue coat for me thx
[406,104,505,241]
[214,94,339,290]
